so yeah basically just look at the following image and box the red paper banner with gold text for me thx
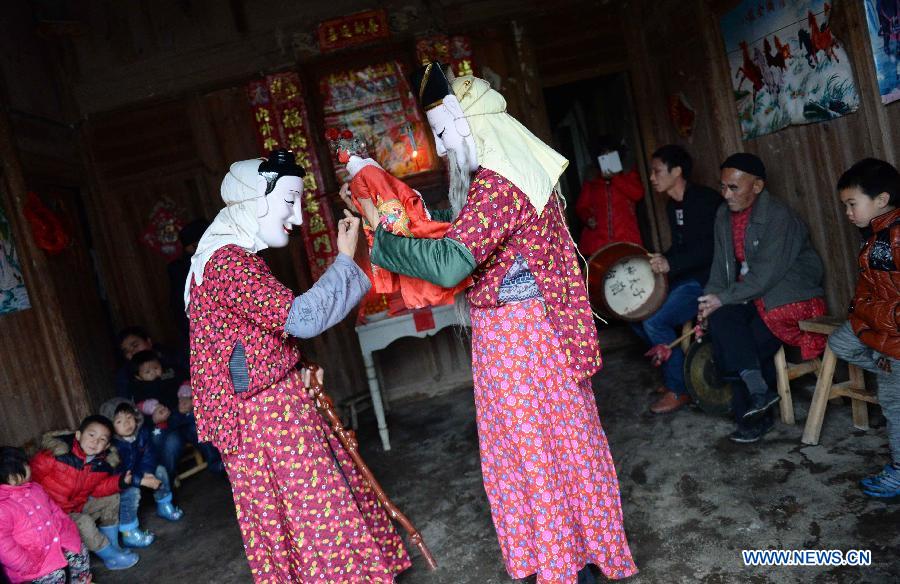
[247,72,336,280]
[317,9,390,53]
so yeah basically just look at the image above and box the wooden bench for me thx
[773,345,821,425]
[798,316,880,445]
[174,444,207,488]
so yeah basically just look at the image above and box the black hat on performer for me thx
[410,61,453,111]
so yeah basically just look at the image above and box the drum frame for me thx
[586,242,668,322]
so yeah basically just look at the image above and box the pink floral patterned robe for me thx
[188,245,410,583]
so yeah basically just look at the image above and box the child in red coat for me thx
[0,446,89,584]
[29,416,139,571]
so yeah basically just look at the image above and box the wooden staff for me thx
[304,363,438,570]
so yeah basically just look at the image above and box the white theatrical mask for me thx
[426,95,478,173]
[255,175,303,248]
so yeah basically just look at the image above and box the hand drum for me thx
[586,242,667,322]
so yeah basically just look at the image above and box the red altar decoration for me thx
[247,72,336,280]
[317,9,390,53]
[318,61,436,183]
[415,35,476,78]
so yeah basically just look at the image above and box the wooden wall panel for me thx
[626,0,900,316]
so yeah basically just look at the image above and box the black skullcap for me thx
[721,152,766,180]
[258,148,305,178]
[179,219,210,248]
[410,61,453,111]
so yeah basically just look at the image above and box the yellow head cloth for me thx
[451,76,568,214]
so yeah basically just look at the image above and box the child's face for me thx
[113,412,138,437]
[75,423,111,456]
[136,360,163,382]
[840,187,892,228]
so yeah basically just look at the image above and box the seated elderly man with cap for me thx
[698,153,826,444]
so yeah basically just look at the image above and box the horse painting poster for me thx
[864,0,900,104]
[0,203,31,315]
[721,1,859,139]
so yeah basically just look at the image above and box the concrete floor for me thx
[94,342,900,583]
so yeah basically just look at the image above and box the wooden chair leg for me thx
[774,346,794,425]
[802,347,838,445]
[848,365,869,430]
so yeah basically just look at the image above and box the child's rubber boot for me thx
[156,493,184,521]
[94,543,139,570]
[119,520,156,547]
[860,464,900,498]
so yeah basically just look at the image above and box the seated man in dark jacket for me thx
[639,145,721,414]
[699,153,826,443]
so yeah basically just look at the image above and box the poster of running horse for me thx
[864,0,900,104]
[721,1,860,139]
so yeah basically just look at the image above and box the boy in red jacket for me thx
[30,415,140,570]
[829,158,900,499]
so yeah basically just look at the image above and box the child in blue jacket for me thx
[100,399,184,548]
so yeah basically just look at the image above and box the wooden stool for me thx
[799,316,880,445]
[773,346,821,425]
[174,444,207,487]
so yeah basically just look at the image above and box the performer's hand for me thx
[301,366,325,399]
[358,197,380,230]
[648,253,670,274]
[336,210,360,256]
[697,294,722,319]
[338,182,353,208]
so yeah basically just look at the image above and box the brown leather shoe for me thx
[654,385,668,394]
[650,391,692,414]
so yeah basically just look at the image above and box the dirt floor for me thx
[93,337,900,583]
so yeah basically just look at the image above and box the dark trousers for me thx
[708,303,782,428]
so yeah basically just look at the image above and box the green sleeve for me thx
[370,226,476,288]
[429,208,455,223]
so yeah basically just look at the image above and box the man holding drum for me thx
[640,145,721,414]
[698,153,826,443]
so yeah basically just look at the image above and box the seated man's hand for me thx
[140,473,162,490]
[648,253,670,274]
[697,294,722,319]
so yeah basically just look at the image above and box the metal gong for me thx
[683,338,733,415]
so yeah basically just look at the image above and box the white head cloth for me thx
[184,158,268,308]
[450,76,568,214]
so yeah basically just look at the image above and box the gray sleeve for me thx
[284,253,371,339]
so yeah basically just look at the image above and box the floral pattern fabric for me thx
[446,168,602,379]
[224,369,410,583]
[189,245,410,582]
[471,299,636,583]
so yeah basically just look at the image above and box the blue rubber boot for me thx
[156,493,184,521]
[119,520,156,547]
[94,543,139,570]
[860,464,900,498]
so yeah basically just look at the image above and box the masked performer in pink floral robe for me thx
[359,66,636,584]
[185,150,410,583]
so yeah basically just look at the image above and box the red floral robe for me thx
[188,245,410,582]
